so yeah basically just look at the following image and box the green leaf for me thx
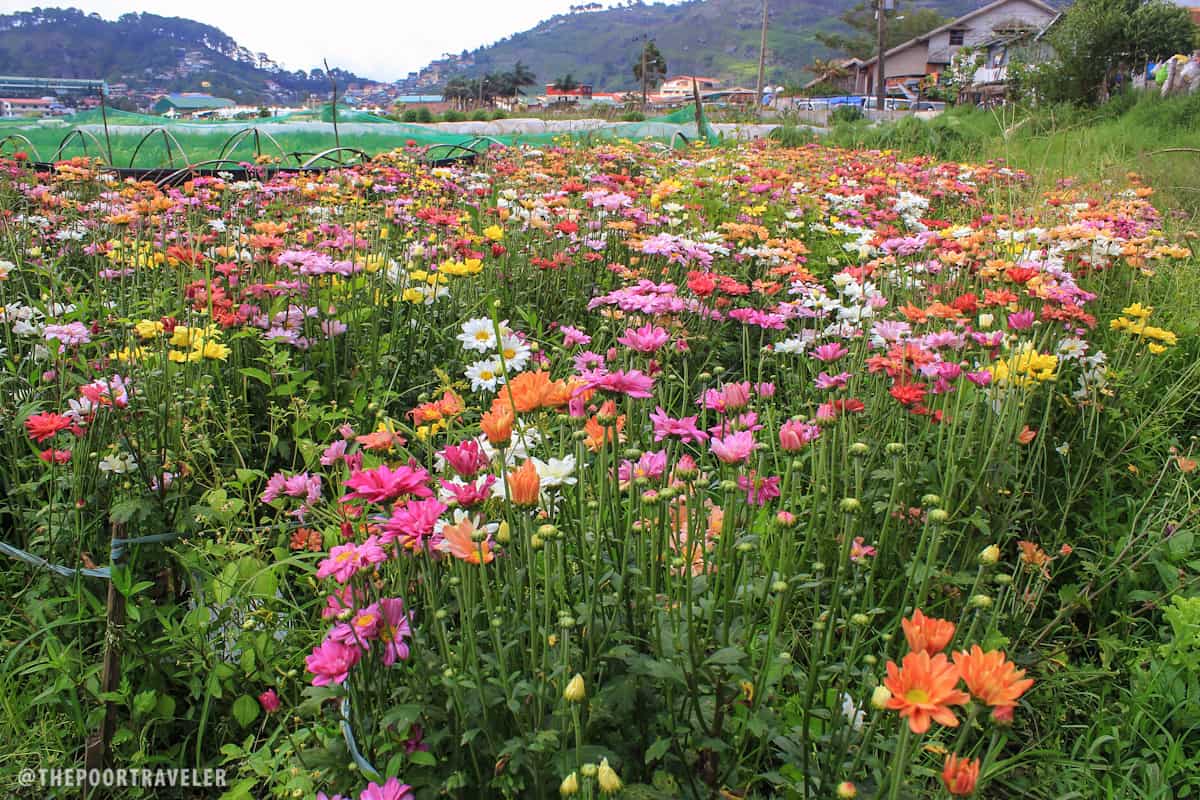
[645,737,671,764]
[232,694,260,727]
[132,689,157,716]
[409,749,437,767]
[705,647,745,666]
[239,367,273,386]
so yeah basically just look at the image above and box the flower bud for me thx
[921,493,942,507]
[771,580,788,593]
[850,613,870,627]
[597,758,622,795]
[978,544,1000,566]
[994,573,1013,586]
[969,593,993,609]
[837,781,858,799]
[560,772,579,796]
[871,685,892,710]
[496,521,511,545]
[885,442,905,456]
[927,508,949,524]
[564,673,586,703]
[849,442,869,457]
[537,523,558,539]
[840,497,861,513]
[580,763,598,778]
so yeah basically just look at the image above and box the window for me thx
[949,29,966,46]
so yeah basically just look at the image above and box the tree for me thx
[1033,0,1197,103]
[632,40,668,106]
[553,74,580,91]
[807,57,852,85]
[816,2,949,60]
[509,61,536,95]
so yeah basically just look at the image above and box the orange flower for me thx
[411,390,464,424]
[356,429,407,451]
[942,753,980,796]
[883,651,970,734]
[902,609,956,655]
[1178,455,1197,474]
[952,645,1034,714]
[1016,540,1050,569]
[506,459,541,507]
[583,401,625,452]
[506,371,553,413]
[480,400,514,444]
[437,516,494,564]
[1017,426,1037,445]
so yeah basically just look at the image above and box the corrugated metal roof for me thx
[159,93,235,109]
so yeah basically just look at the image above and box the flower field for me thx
[1,142,1199,799]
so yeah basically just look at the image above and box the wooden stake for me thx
[83,523,126,799]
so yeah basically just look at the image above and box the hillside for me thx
[0,8,366,103]
[456,0,983,91]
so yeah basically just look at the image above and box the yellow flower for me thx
[559,772,579,797]
[200,341,230,361]
[483,224,504,241]
[1148,343,1167,354]
[109,347,147,363]
[1121,302,1153,319]
[134,319,164,339]
[401,288,425,304]
[596,759,622,795]
[563,673,586,703]
[168,350,188,363]
[991,346,1058,387]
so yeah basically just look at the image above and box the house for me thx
[958,19,1059,104]
[853,0,1058,98]
[659,76,721,96]
[544,83,594,103]
[0,96,53,117]
[152,93,236,117]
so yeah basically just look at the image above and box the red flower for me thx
[25,412,73,443]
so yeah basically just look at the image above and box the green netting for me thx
[0,103,717,168]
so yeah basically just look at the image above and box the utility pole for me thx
[754,0,768,116]
[875,0,888,112]
[641,40,649,109]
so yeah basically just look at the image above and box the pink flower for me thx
[258,689,281,713]
[561,325,592,347]
[755,382,776,398]
[1007,310,1035,330]
[359,778,414,800]
[619,450,668,484]
[378,597,413,666]
[340,462,432,504]
[649,406,709,443]
[710,430,756,464]
[316,537,388,584]
[383,497,447,550]
[700,381,751,412]
[850,536,877,562]
[305,639,361,686]
[779,419,821,451]
[439,439,490,478]
[738,472,781,505]
[322,585,365,619]
[440,475,497,508]
[588,369,655,398]
[811,342,849,362]
[814,371,852,390]
[330,603,383,648]
[261,471,322,506]
[320,440,350,466]
[966,370,992,387]
[618,323,670,353]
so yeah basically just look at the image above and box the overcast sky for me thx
[0,1,653,80]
